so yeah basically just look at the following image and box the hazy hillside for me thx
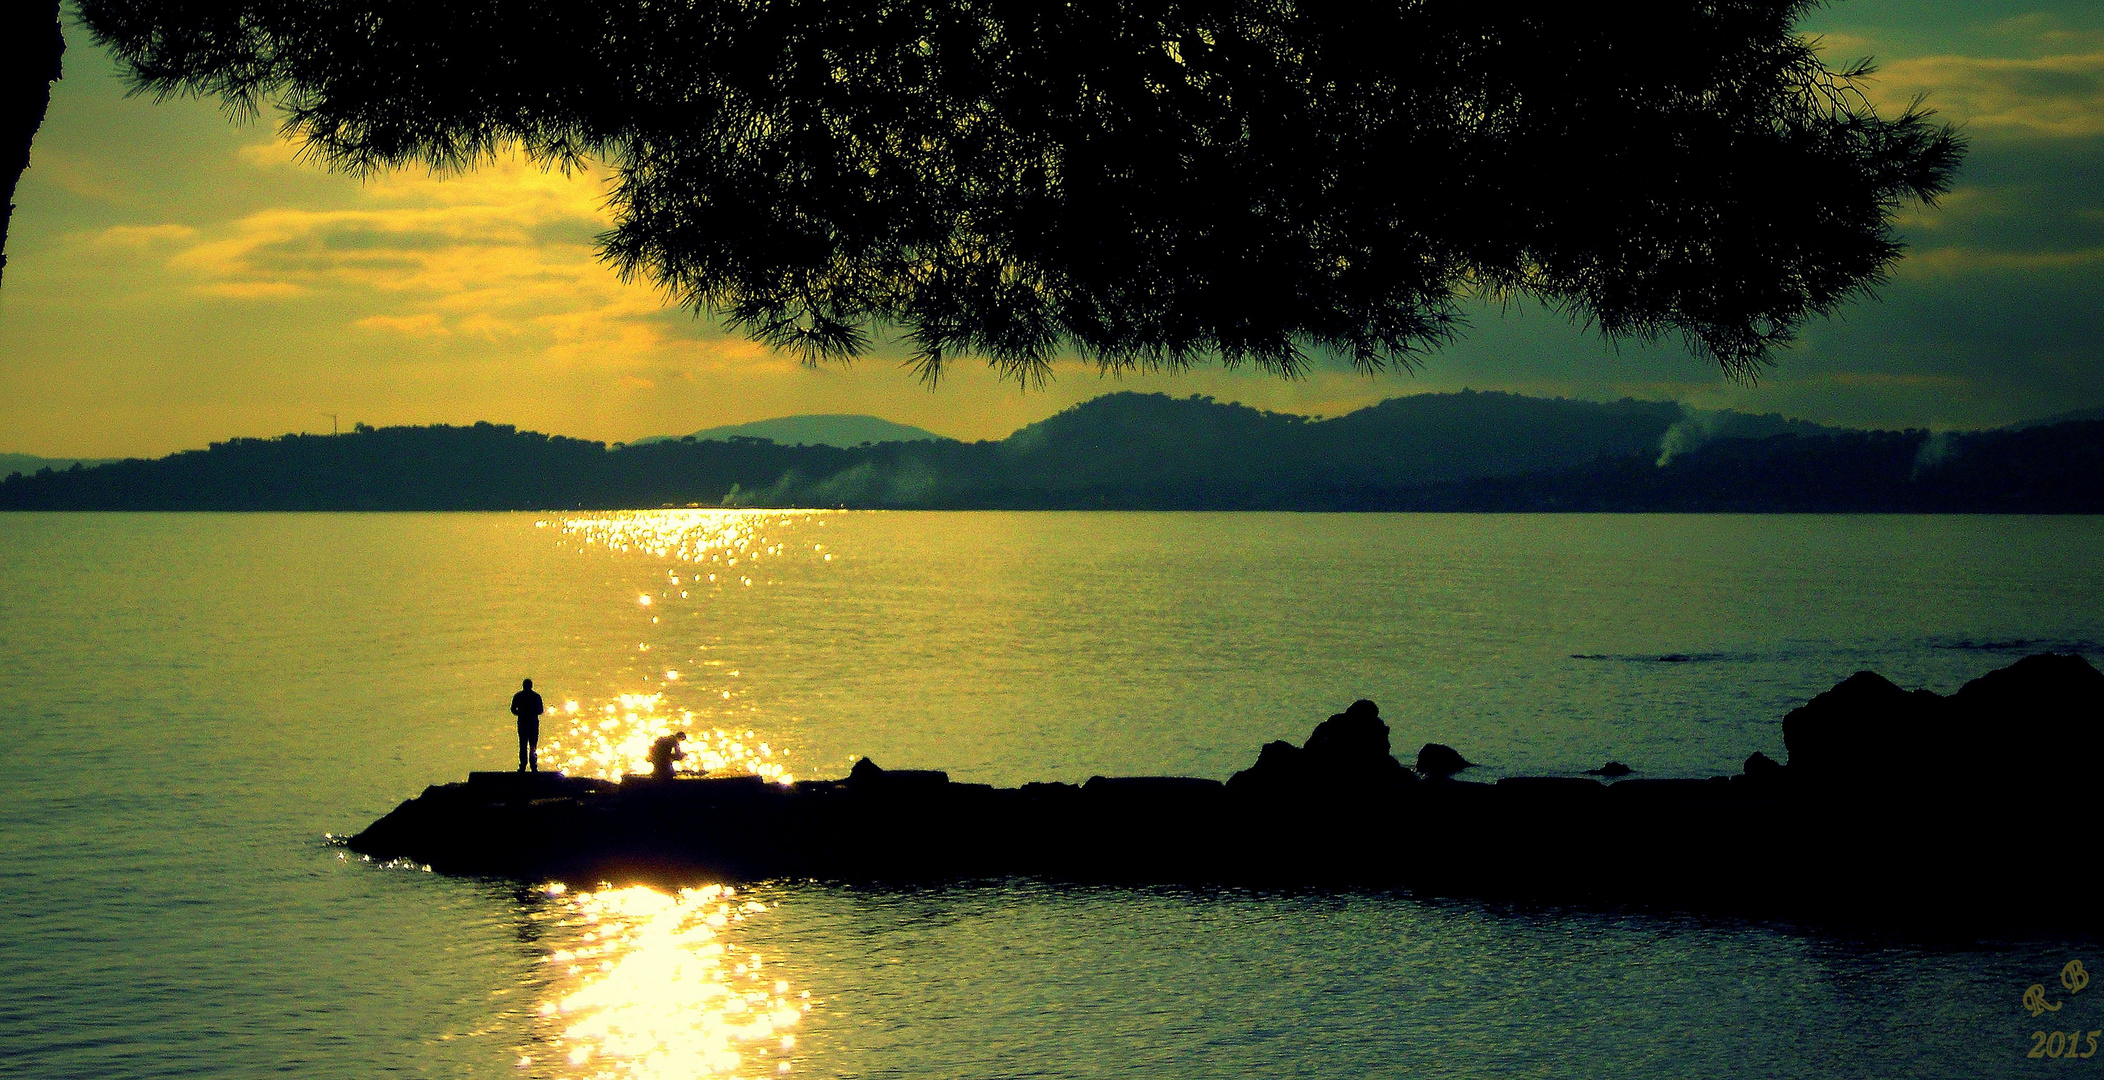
[985,391,1836,495]
[637,415,948,448]
[5,392,2097,511]
[1,453,119,477]
[1406,421,2104,512]
[2009,406,2104,431]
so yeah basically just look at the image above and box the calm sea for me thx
[3,511,2101,1079]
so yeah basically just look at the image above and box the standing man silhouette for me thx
[511,679,545,772]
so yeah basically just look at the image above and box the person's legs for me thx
[518,726,531,771]
[527,724,539,772]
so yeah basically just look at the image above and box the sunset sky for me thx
[1,0,2099,459]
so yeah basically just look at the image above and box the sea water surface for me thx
[2,511,2100,1079]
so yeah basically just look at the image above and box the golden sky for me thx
[2,1,2100,458]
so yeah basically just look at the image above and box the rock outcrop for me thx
[1226,698,1414,795]
[1414,743,1472,778]
[1950,652,2104,791]
[1781,670,1951,786]
[349,653,2104,933]
[1782,652,2103,796]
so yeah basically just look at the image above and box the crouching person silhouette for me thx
[511,679,545,772]
[649,732,688,780]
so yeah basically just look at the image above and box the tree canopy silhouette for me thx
[77,0,1961,382]
[3,1,65,288]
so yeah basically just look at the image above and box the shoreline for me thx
[350,653,2104,935]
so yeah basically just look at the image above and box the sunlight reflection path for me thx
[530,510,839,783]
[539,693,793,786]
[523,883,809,1078]
[540,510,835,579]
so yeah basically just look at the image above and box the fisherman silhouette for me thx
[511,679,545,772]
[649,732,688,780]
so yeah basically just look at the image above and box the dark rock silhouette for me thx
[1227,699,1412,796]
[1415,743,1472,778]
[1949,653,2104,790]
[350,653,2104,933]
[846,758,954,797]
[1585,761,1633,777]
[1303,699,1388,758]
[1222,741,1303,796]
[1783,653,2104,796]
[1782,670,1950,787]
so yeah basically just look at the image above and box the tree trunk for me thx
[2,0,65,288]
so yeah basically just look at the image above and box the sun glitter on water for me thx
[539,694,794,784]
[529,510,839,785]
[540,509,835,569]
[521,883,809,1078]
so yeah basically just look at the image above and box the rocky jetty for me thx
[350,653,2104,931]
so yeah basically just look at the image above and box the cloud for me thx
[198,280,306,299]
[1891,185,2008,233]
[24,147,143,206]
[85,223,198,249]
[233,141,308,171]
[106,142,718,367]
[1984,13,2104,53]
[1871,47,2104,138]
[355,313,451,337]
[1811,372,1971,391]
[1902,244,2104,276]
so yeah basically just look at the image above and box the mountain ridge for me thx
[0,453,120,476]
[5,391,2098,511]
[633,414,948,448]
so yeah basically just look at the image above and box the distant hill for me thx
[5,393,2099,511]
[1,453,119,477]
[636,414,948,448]
[1408,422,2104,512]
[2008,406,2104,431]
[990,391,1837,496]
